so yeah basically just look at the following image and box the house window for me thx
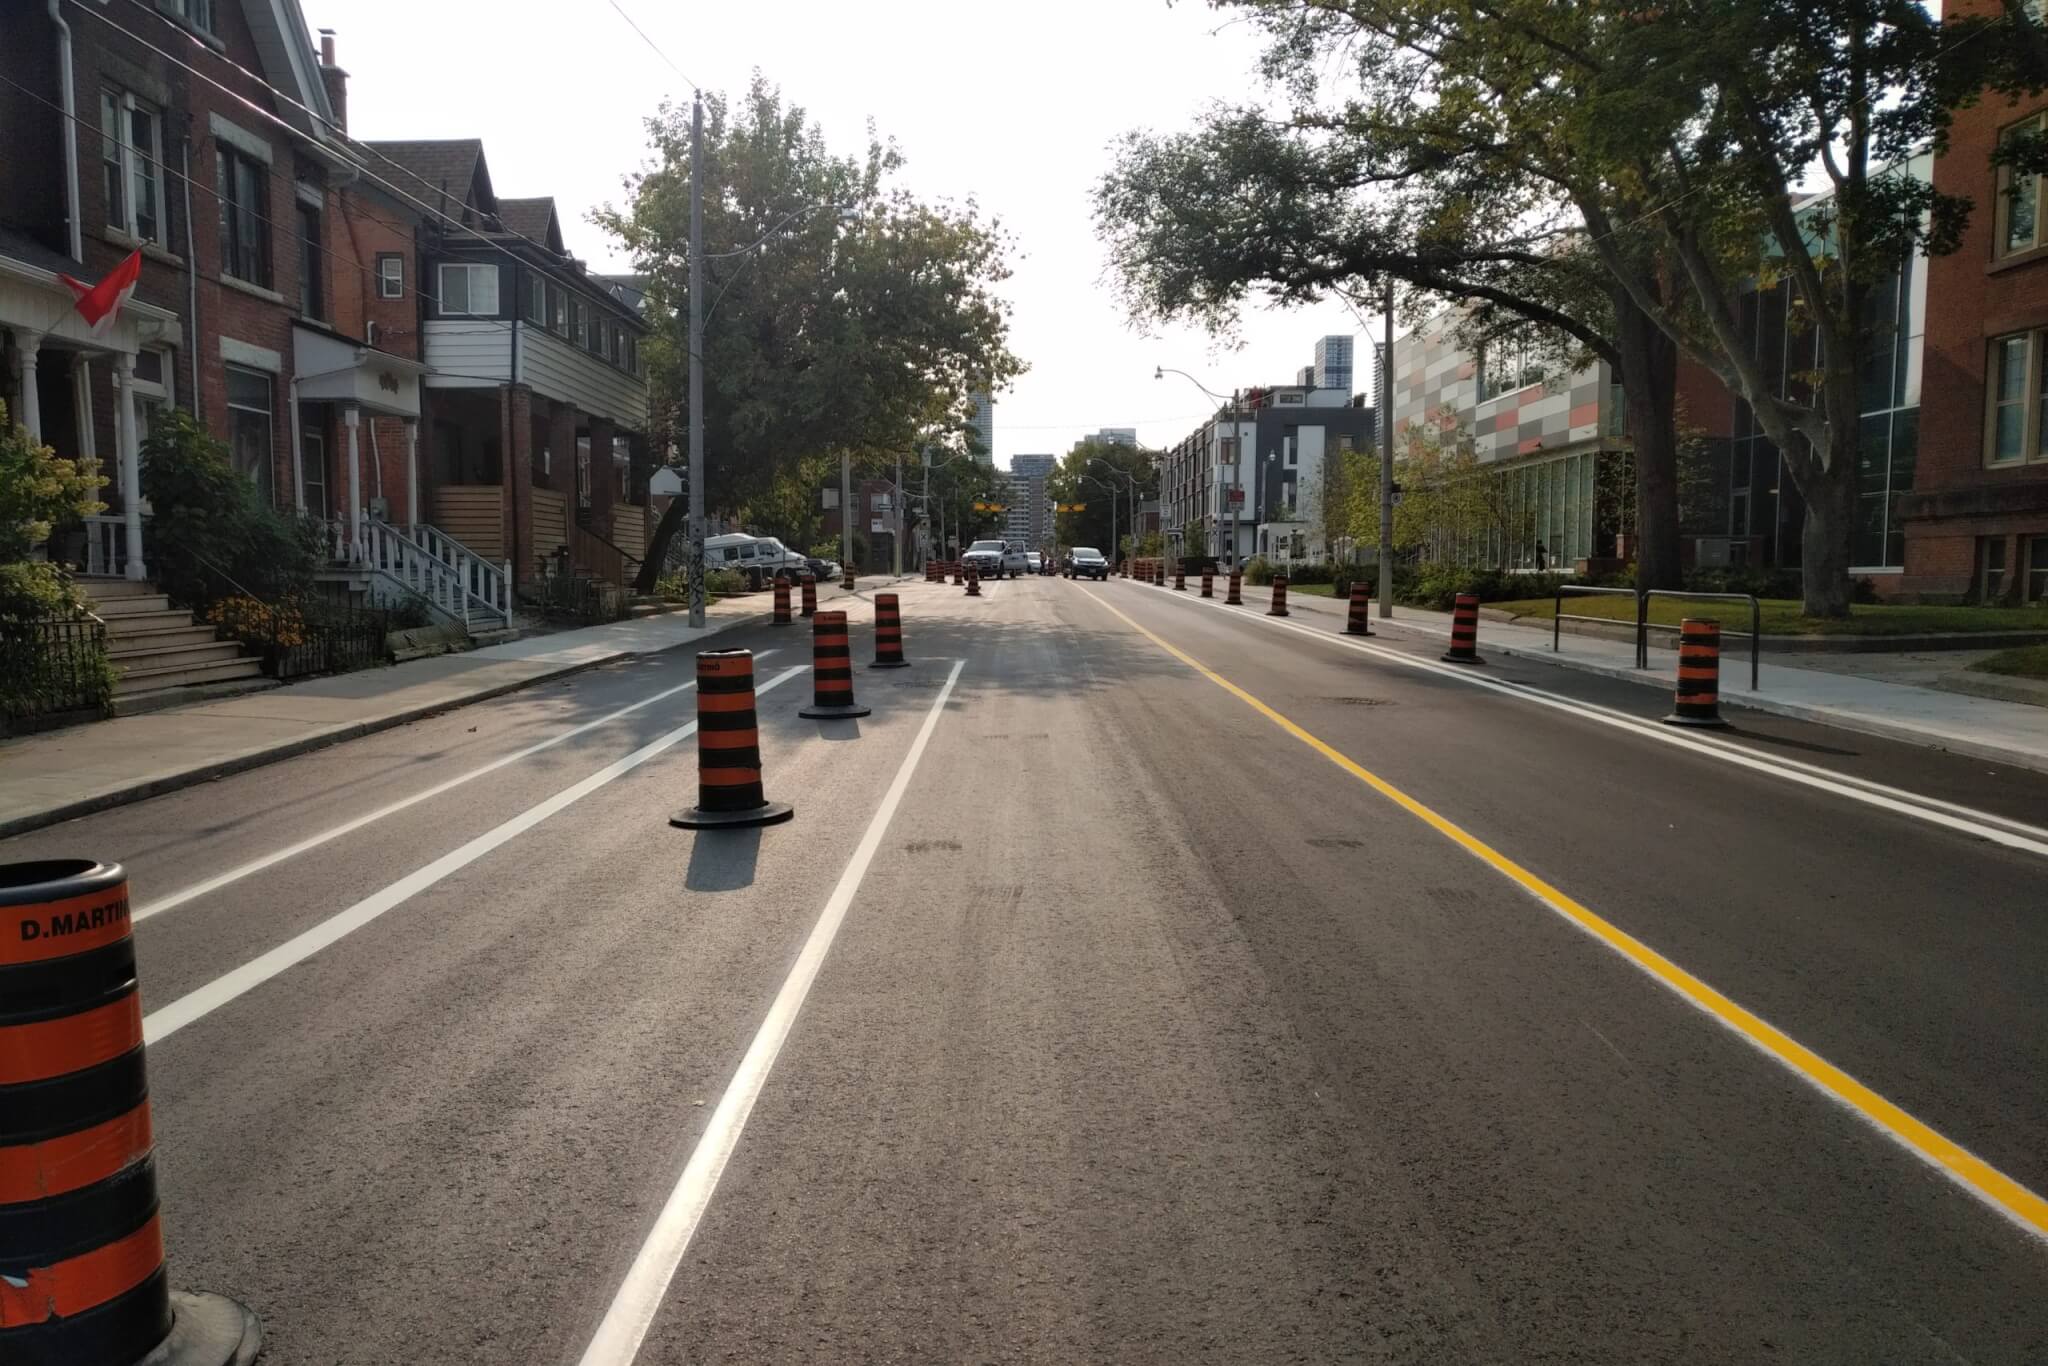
[296,202,323,319]
[524,273,545,325]
[126,346,172,436]
[101,89,161,244]
[624,333,637,375]
[171,0,214,32]
[1998,114,2046,258]
[569,298,586,347]
[438,263,499,316]
[2025,533,2048,601]
[377,253,404,299]
[549,284,566,335]
[1986,330,2048,465]
[216,145,270,286]
[225,364,275,505]
[1482,329,1552,399]
[1979,536,2010,602]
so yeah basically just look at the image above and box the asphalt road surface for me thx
[8,574,2047,1364]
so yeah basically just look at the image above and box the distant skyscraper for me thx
[969,391,996,465]
[1314,336,1354,394]
[1008,453,1058,547]
[1075,428,1136,449]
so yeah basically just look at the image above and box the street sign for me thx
[648,467,683,496]
[1227,489,1245,506]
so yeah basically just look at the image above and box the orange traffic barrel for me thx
[1267,574,1290,617]
[871,593,911,669]
[0,859,260,1366]
[799,611,872,719]
[1345,581,1373,636]
[842,564,856,592]
[1173,564,1186,591]
[950,562,963,585]
[1664,619,1730,728]
[799,573,818,619]
[1226,568,1243,605]
[771,574,793,626]
[1442,593,1483,664]
[964,567,981,598]
[672,651,795,827]
[1201,569,1213,599]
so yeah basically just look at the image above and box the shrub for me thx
[1286,562,1336,585]
[0,398,105,561]
[705,567,749,596]
[0,560,86,619]
[1243,555,1275,585]
[141,410,320,608]
[1401,565,1571,610]
[1683,565,1802,599]
[654,571,687,599]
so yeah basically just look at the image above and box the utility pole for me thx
[840,451,852,576]
[1378,275,1395,619]
[1228,392,1242,568]
[893,449,903,577]
[686,93,706,629]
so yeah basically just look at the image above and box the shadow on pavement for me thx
[684,824,763,892]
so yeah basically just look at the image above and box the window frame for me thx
[1997,112,2047,259]
[101,88,163,245]
[1986,328,2048,466]
[223,363,276,505]
[216,143,271,287]
[437,262,499,317]
[376,253,405,300]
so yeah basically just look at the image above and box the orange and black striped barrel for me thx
[1267,573,1290,617]
[964,567,981,597]
[1345,581,1373,636]
[1665,619,1729,728]
[771,574,793,626]
[1441,592,1482,664]
[672,651,794,828]
[871,593,910,669]
[1201,569,1214,599]
[799,574,818,619]
[842,564,856,592]
[800,611,871,718]
[1173,564,1186,591]
[1226,568,1243,604]
[0,860,170,1366]
[950,562,963,585]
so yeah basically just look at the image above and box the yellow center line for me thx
[1080,586,2048,1244]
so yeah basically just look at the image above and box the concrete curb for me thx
[0,611,766,841]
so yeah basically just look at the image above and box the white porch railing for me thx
[82,514,146,578]
[331,518,513,631]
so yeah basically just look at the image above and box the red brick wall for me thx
[1902,0,2048,598]
[1674,356,1735,439]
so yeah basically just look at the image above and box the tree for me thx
[599,75,1023,592]
[1049,439,1157,557]
[1095,38,1689,590]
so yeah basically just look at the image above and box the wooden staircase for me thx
[76,579,265,708]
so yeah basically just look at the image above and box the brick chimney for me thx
[317,29,347,133]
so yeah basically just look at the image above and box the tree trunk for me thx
[1610,288,1683,592]
[635,496,687,595]
[1798,437,1857,618]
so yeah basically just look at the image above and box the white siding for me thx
[423,320,512,388]
[517,324,648,430]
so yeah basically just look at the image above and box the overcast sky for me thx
[302,0,1379,470]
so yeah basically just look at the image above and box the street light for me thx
[1087,455,1140,571]
[1156,366,1243,566]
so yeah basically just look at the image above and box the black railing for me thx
[0,608,114,731]
[1552,583,1762,691]
[258,600,393,680]
[534,561,629,626]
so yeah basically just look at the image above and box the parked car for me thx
[963,539,1008,579]
[1067,546,1109,580]
[1025,551,1044,575]
[802,557,838,582]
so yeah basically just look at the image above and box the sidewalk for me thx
[0,579,887,839]
[1270,586,2048,775]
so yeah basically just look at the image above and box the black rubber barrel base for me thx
[869,659,912,669]
[800,703,872,719]
[1345,625,1374,636]
[671,801,795,830]
[1440,652,1483,664]
[137,1291,262,1366]
[1661,712,1729,729]
[1268,609,1290,617]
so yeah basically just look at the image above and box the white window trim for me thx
[104,88,163,245]
[1997,112,2046,259]
[1985,328,2048,467]
[377,255,404,299]
[438,263,499,317]
[209,112,272,165]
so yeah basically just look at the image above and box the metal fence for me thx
[534,564,629,626]
[252,600,393,681]
[0,609,113,731]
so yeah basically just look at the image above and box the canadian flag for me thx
[57,249,142,336]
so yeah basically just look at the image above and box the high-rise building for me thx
[1075,427,1137,449]
[969,391,996,465]
[1008,453,1058,548]
[1314,335,1354,394]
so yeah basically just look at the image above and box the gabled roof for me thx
[248,0,334,136]
[497,198,564,254]
[360,139,495,223]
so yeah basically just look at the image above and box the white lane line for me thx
[1123,587,2048,859]
[141,665,807,1045]
[135,650,778,923]
[576,658,967,1366]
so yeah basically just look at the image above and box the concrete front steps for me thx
[77,579,268,711]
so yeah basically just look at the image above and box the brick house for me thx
[1898,0,2048,602]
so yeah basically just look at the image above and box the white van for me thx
[702,533,806,589]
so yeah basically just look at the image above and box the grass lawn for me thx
[1284,582,1337,597]
[1492,595,2048,637]
[1969,644,2048,678]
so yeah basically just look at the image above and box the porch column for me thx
[115,351,145,581]
[405,417,420,528]
[344,402,363,563]
[17,331,42,440]
[70,354,97,465]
